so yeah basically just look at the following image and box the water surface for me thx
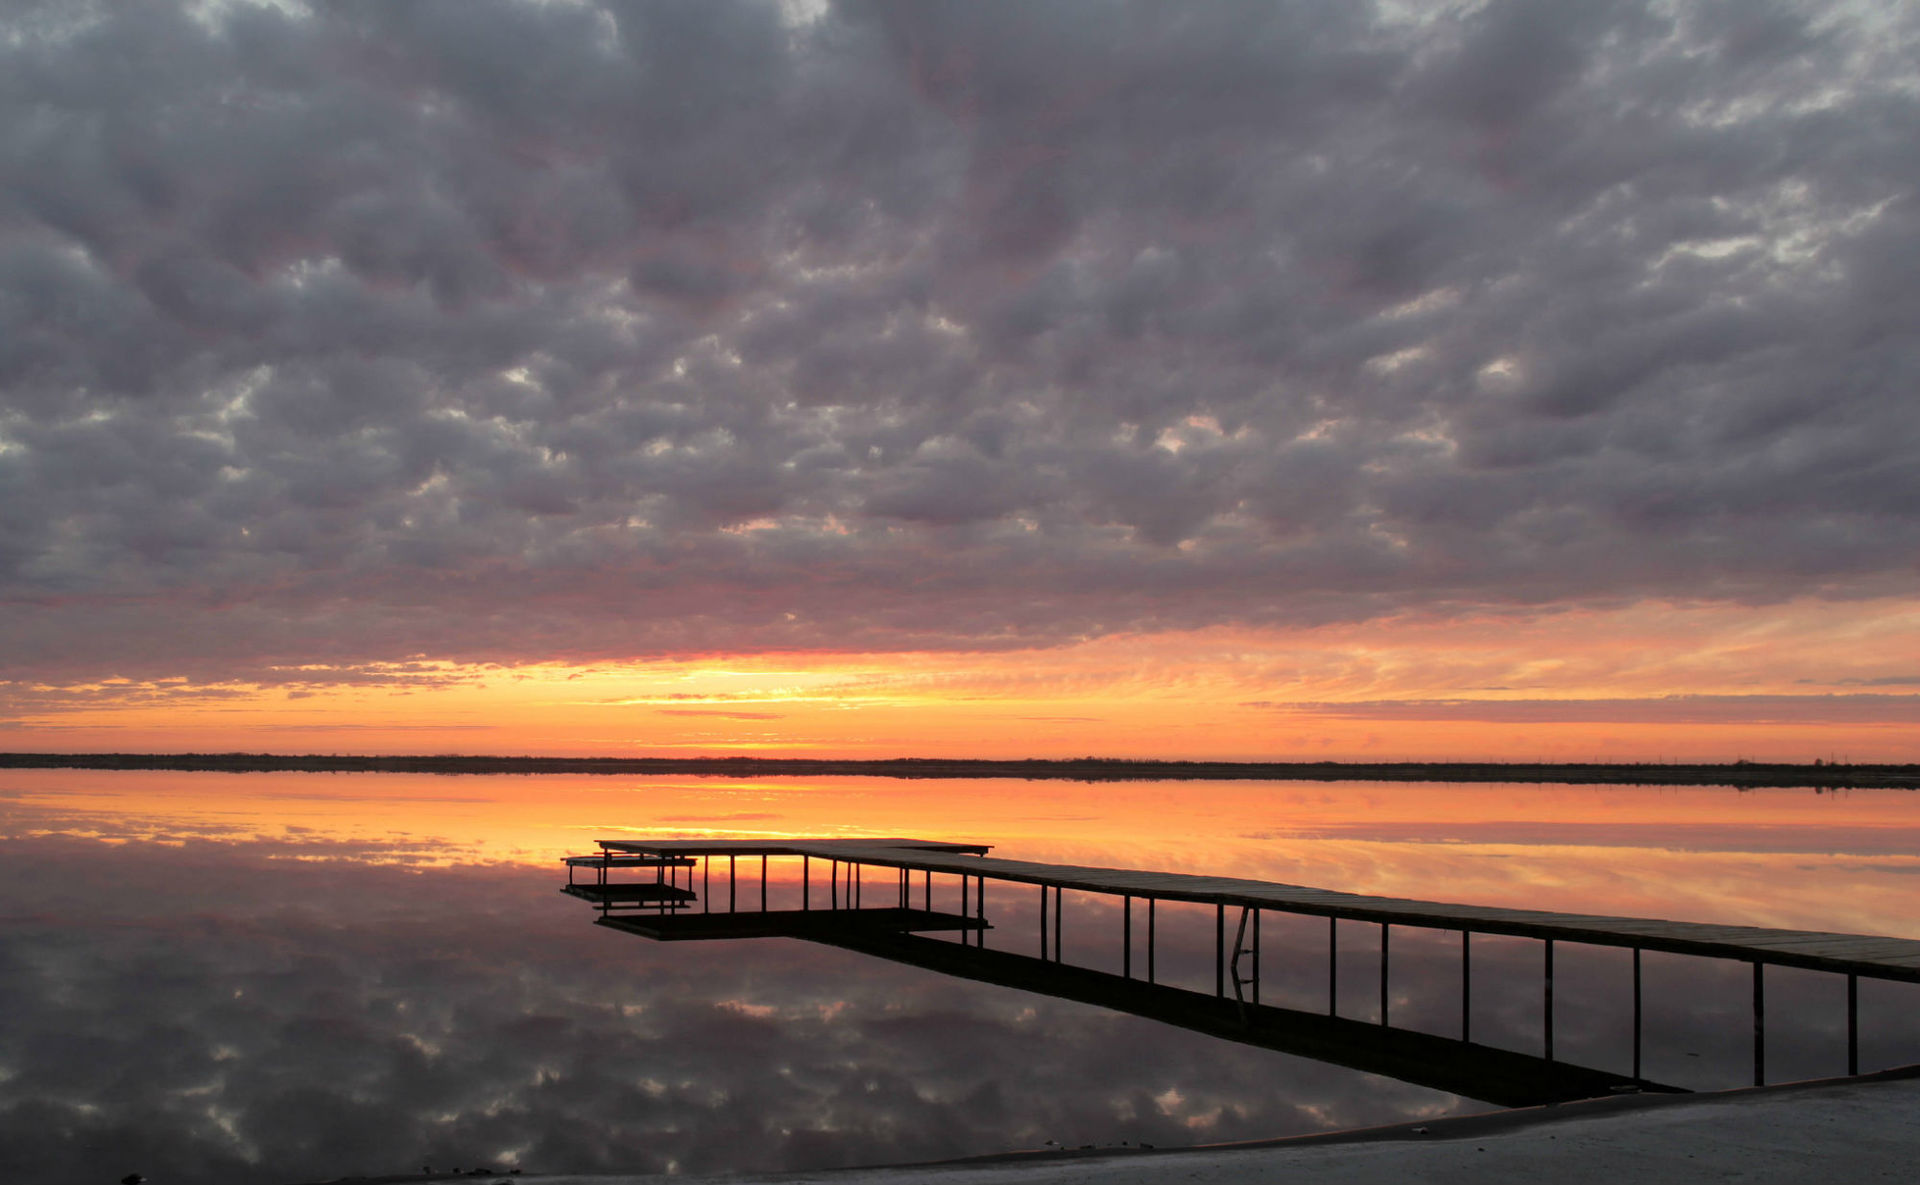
[2,770,1916,1182]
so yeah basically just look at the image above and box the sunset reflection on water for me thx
[1,770,1916,1183]
[9,768,1917,931]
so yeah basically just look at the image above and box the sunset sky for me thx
[2,0,1917,759]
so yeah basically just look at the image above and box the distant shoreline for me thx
[2,752,1915,788]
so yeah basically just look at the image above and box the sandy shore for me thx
[353,1066,1918,1185]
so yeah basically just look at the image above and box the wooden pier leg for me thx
[729,854,737,913]
[1329,917,1338,1016]
[854,863,862,908]
[975,876,985,948]
[1848,973,1859,1075]
[898,867,906,909]
[1462,930,1471,1042]
[803,856,810,911]
[761,855,768,912]
[1054,882,1063,962]
[1632,947,1642,1079]
[962,875,971,947]
[1147,899,1157,984]
[924,869,931,912]
[1544,939,1555,1065]
[831,860,838,909]
[1040,885,1048,958]
[1753,961,1765,1087]
[1253,908,1261,1006]
[1124,896,1132,979]
[1216,905,1225,997]
[1380,923,1389,1026]
[704,856,710,914]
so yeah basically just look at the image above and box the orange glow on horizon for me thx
[4,597,1919,761]
[7,768,1918,941]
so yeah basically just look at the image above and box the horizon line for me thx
[3,751,1916,789]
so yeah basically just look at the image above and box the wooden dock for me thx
[597,837,1920,984]
[579,835,1920,1090]
[782,926,1681,1107]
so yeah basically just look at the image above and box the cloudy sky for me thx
[2,0,1918,757]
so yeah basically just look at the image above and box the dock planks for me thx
[599,837,1920,983]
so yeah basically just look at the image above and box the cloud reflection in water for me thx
[3,772,1918,1184]
[1,837,1473,1183]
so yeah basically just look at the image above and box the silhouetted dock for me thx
[568,836,1920,1098]
[594,837,1920,982]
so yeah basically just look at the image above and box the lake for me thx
[3,770,1917,1182]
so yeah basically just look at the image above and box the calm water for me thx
[2,770,1917,1183]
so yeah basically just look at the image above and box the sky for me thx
[2,0,1918,759]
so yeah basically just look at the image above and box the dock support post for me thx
[831,860,838,909]
[704,856,710,914]
[1848,973,1859,1075]
[761,855,767,912]
[1633,947,1642,1080]
[1147,899,1157,984]
[898,867,907,909]
[1253,908,1261,1005]
[961,876,970,947]
[729,854,736,913]
[924,870,932,912]
[976,876,985,947]
[1380,923,1389,1026]
[1461,930,1471,1042]
[1054,883,1063,962]
[803,856,810,911]
[1215,905,1225,997]
[1544,939,1555,1065]
[1753,961,1765,1087]
[1124,896,1132,979]
[1328,917,1338,1016]
[1040,885,1048,958]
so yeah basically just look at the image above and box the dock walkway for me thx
[599,837,1920,983]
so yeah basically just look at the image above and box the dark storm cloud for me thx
[2,0,1918,681]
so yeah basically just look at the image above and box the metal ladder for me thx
[1228,906,1259,1020]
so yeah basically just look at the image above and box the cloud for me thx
[1,1,1918,683]
[0,834,1488,1183]
[1245,694,1920,725]
[7,826,1913,1182]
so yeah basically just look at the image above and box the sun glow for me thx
[3,597,1918,762]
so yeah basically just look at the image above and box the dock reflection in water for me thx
[567,837,1920,1110]
[9,770,1920,1184]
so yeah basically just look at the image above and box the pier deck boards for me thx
[564,854,696,868]
[599,837,1920,982]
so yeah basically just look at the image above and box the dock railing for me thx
[564,836,1920,1099]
